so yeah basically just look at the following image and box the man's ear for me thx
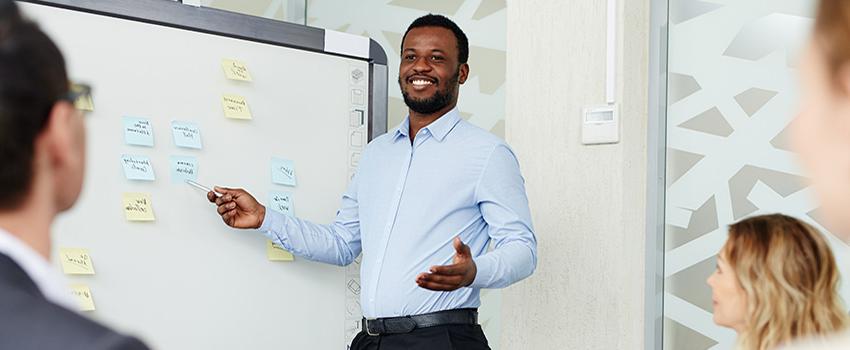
[458,63,469,85]
[39,101,76,167]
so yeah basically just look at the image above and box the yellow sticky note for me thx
[266,240,294,261]
[70,285,96,311]
[122,192,155,221]
[74,95,94,111]
[222,94,252,120]
[59,248,95,275]
[71,84,94,111]
[221,59,252,82]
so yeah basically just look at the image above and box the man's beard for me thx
[399,71,459,115]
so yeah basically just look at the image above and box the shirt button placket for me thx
[372,144,414,315]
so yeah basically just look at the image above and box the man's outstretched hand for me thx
[208,186,266,229]
[416,237,477,291]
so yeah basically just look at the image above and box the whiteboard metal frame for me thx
[17,0,389,140]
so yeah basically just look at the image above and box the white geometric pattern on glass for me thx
[663,1,850,349]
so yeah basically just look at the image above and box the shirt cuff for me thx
[469,254,496,289]
[257,209,297,253]
[257,208,279,233]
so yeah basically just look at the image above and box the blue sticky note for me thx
[121,154,155,181]
[171,121,202,149]
[268,191,294,215]
[123,117,154,147]
[170,155,198,184]
[271,157,297,187]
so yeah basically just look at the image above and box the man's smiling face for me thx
[398,26,468,115]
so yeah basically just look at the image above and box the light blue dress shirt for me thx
[258,107,537,318]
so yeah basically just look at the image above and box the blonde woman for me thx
[707,214,848,350]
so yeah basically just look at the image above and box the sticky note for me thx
[74,96,94,111]
[121,155,155,181]
[70,285,96,311]
[270,157,296,186]
[268,191,294,215]
[59,248,95,275]
[222,94,252,120]
[74,97,95,112]
[266,240,294,261]
[170,155,198,184]
[171,121,202,149]
[71,84,94,111]
[123,117,154,147]
[221,59,252,82]
[123,192,155,221]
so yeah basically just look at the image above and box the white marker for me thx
[185,179,222,198]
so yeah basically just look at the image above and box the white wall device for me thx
[582,105,620,145]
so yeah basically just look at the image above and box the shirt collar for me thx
[0,226,77,311]
[392,107,462,143]
[392,115,411,141]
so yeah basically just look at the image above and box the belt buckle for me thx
[365,318,380,336]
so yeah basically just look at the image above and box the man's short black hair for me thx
[401,14,469,64]
[0,0,69,209]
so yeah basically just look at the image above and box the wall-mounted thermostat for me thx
[581,105,619,145]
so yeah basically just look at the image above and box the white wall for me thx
[502,0,649,348]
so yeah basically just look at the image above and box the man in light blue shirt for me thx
[208,14,536,350]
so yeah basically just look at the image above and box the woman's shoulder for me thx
[782,330,850,350]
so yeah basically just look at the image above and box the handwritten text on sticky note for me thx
[271,157,296,186]
[123,192,155,221]
[59,248,95,275]
[266,240,294,261]
[70,285,96,311]
[221,59,252,82]
[222,94,252,120]
[171,121,202,149]
[170,155,198,184]
[268,191,294,215]
[121,155,155,181]
[123,117,154,147]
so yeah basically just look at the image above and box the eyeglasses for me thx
[64,83,94,112]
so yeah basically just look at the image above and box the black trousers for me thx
[349,324,491,350]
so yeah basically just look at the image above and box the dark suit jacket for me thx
[0,253,149,350]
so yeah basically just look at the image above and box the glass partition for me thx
[659,1,850,349]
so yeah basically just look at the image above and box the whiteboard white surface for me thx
[21,3,370,349]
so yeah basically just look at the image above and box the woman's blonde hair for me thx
[725,214,848,350]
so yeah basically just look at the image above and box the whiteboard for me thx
[19,1,386,349]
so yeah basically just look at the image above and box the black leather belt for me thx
[362,308,478,336]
